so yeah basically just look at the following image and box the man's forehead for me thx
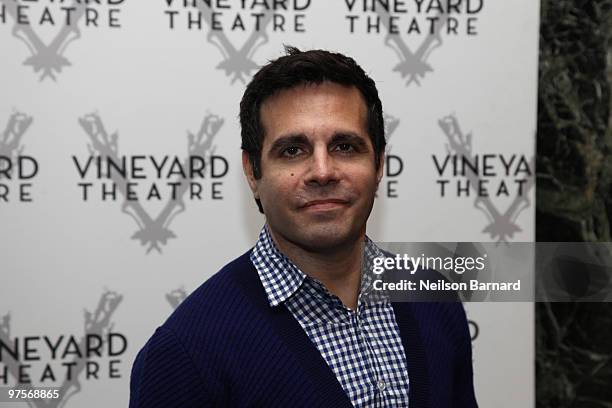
[259,82,369,144]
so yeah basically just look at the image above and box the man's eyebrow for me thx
[268,134,310,154]
[330,132,369,149]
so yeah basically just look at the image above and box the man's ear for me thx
[376,151,385,185]
[242,150,259,198]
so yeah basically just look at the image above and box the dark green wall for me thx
[537,1,612,406]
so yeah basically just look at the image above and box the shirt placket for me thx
[308,280,378,407]
[355,298,390,408]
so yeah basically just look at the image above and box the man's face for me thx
[243,81,383,253]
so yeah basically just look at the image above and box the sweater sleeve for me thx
[129,326,215,408]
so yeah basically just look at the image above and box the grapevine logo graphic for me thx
[0,0,124,81]
[376,7,447,86]
[164,1,311,84]
[384,113,400,145]
[166,288,187,309]
[0,111,31,159]
[74,112,227,253]
[0,290,125,408]
[436,115,534,243]
[0,111,38,202]
[199,4,272,85]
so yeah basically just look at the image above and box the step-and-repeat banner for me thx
[0,1,538,406]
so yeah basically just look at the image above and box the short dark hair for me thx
[240,46,386,213]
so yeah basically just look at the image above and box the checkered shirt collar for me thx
[251,225,385,307]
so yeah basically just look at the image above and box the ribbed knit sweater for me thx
[129,250,478,407]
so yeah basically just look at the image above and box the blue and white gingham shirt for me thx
[250,226,410,407]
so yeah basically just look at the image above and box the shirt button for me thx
[377,379,386,391]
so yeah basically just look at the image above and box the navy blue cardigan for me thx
[129,251,478,407]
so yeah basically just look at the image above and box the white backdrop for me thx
[0,1,537,406]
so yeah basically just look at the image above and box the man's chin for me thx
[294,225,360,253]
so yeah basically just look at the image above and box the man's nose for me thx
[306,149,338,186]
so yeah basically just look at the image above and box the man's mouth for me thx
[301,199,349,211]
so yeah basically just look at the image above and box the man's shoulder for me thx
[130,250,273,407]
[161,249,268,342]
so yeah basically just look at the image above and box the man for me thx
[129,47,477,407]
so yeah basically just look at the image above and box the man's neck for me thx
[268,228,365,311]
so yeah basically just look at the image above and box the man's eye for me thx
[281,146,303,157]
[335,143,355,153]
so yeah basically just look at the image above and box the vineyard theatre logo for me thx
[0,291,126,407]
[434,115,534,242]
[382,113,404,198]
[0,0,125,80]
[163,0,311,83]
[73,112,228,253]
[0,111,38,203]
[343,0,484,85]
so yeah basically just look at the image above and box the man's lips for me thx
[300,199,349,210]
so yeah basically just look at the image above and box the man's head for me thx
[240,47,386,253]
